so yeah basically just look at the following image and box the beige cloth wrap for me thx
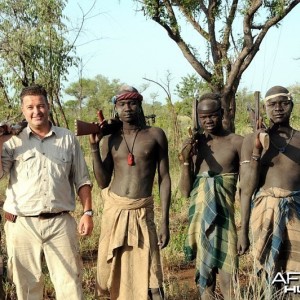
[96,188,163,300]
[251,187,300,275]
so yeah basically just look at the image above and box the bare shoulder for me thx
[229,132,243,143]
[146,126,167,141]
[147,126,166,134]
[293,129,300,139]
[291,129,300,145]
[240,132,257,159]
[241,132,255,146]
[228,132,243,149]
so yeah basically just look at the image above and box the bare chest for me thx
[262,134,300,167]
[110,133,157,162]
[261,149,300,190]
[196,138,239,173]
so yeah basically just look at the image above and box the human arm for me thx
[156,129,171,249]
[178,138,196,197]
[77,184,94,236]
[89,132,113,189]
[0,134,13,179]
[0,138,5,179]
[237,132,263,255]
[71,136,94,236]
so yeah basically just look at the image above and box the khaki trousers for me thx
[4,213,83,300]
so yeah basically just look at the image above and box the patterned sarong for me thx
[251,187,300,278]
[96,188,163,300]
[184,172,238,295]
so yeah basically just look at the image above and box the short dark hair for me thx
[20,84,48,103]
[265,85,289,98]
[199,92,221,102]
[198,93,222,110]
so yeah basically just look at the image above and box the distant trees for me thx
[64,75,122,125]
[134,0,300,131]
[175,74,209,117]
[65,78,98,114]
[0,0,77,126]
[63,73,300,148]
[289,83,300,101]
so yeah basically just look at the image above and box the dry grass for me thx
[0,152,290,299]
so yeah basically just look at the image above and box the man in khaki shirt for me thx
[0,84,93,300]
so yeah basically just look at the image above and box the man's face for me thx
[21,95,50,129]
[197,99,223,133]
[115,99,140,122]
[265,96,293,124]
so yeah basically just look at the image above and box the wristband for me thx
[251,154,260,161]
[240,160,250,165]
[183,162,190,166]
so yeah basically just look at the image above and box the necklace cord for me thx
[122,129,140,154]
[270,129,294,153]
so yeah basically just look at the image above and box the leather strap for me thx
[4,211,69,222]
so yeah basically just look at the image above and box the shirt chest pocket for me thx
[15,150,37,179]
[49,152,72,179]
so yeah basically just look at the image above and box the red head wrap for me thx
[115,92,143,102]
[112,85,143,104]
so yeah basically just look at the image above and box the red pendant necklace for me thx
[122,128,140,166]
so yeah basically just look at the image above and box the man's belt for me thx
[4,211,69,223]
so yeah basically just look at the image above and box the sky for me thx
[64,1,300,103]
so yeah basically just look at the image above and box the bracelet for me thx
[240,160,250,165]
[252,152,260,157]
[251,154,260,161]
[183,162,190,166]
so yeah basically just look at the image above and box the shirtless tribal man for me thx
[238,86,300,287]
[179,93,243,299]
[89,85,171,300]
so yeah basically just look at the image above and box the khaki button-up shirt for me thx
[1,125,91,216]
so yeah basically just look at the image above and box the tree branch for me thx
[222,0,238,52]
[238,0,299,77]
[173,0,210,40]
[150,1,213,82]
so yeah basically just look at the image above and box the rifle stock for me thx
[75,120,101,136]
[0,120,27,136]
[75,110,122,136]
[179,97,200,162]
[186,96,204,139]
[254,91,269,150]
[254,91,260,129]
[190,97,203,137]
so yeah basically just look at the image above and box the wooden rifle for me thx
[252,91,269,150]
[179,96,201,162]
[75,110,121,136]
[0,120,27,136]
